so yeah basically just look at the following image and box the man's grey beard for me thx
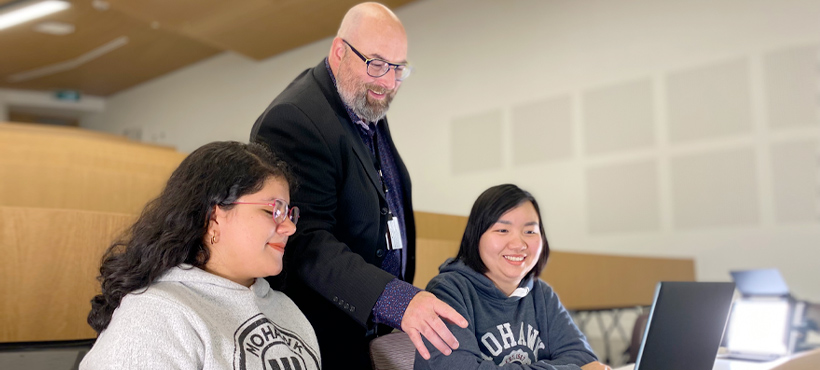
[336,72,394,123]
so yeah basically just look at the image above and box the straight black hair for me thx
[456,184,550,280]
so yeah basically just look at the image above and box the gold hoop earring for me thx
[210,234,217,245]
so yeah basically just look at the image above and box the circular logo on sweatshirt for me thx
[500,349,532,365]
[234,314,320,370]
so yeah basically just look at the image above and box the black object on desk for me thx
[634,281,736,370]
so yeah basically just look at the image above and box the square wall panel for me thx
[586,160,660,234]
[667,59,753,143]
[670,148,759,229]
[582,78,655,155]
[451,110,504,174]
[512,95,573,165]
[771,140,819,223]
[764,45,820,129]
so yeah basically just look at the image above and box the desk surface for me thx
[614,348,820,370]
[614,356,797,370]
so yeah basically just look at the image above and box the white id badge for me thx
[386,216,404,250]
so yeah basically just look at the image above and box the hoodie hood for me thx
[438,258,534,301]
[157,264,272,298]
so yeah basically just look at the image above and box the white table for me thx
[614,356,796,370]
[613,348,820,370]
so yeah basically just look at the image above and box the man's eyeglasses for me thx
[342,39,412,81]
[232,200,300,226]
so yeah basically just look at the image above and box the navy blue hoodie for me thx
[414,259,598,370]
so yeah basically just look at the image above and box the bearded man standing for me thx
[251,3,466,369]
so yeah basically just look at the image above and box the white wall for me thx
[83,0,820,301]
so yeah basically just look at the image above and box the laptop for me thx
[730,269,790,298]
[632,281,736,370]
[722,269,797,362]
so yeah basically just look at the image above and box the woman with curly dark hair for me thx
[81,141,320,370]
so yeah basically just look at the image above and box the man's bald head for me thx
[336,2,406,45]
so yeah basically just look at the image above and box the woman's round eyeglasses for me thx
[232,200,300,226]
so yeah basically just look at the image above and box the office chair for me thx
[369,331,415,370]
[624,311,650,364]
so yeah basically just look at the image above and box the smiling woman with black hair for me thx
[415,184,610,370]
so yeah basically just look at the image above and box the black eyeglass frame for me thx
[341,39,412,81]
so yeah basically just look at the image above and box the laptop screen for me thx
[730,269,790,297]
[634,281,735,370]
[725,299,790,355]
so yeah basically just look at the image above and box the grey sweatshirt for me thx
[80,265,320,370]
[414,259,598,370]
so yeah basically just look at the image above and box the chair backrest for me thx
[626,311,650,364]
[370,331,416,370]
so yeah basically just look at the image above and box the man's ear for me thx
[329,37,346,67]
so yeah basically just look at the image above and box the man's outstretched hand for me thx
[401,291,469,360]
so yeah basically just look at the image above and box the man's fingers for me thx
[433,299,468,328]
[401,292,466,358]
[419,322,452,356]
[406,329,430,360]
[429,316,459,350]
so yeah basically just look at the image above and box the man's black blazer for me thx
[251,60,416,369]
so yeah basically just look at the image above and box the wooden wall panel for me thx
[0,122,185,172]
[542,252,695,310]
[0,122,186,213]
[415,211,467,241]
[414,238,459,290]
[413,211,465,289]
[0,124,186,342]
[0,163,172,214]
[0,207,134,342]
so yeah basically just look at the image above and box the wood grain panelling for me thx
[542,252,694,310]
[0,122,183,172]
[109,0,417,60]
[414,237,459,290]
[0,2,220,95]
[0,164,174,213]
[415,211,467,241]
[0,122,186,213]
[0,206,134,342]
[0,0,418,95]
[0,123,185,342]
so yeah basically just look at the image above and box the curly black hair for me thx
[87,141,295,333]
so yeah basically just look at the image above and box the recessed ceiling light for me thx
[91,0,109,12]
[0,0,71,31]
[33,20,74,35]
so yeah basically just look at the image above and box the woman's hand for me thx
[581,361,612,370]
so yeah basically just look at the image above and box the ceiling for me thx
[0,0,415,96]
